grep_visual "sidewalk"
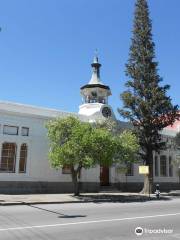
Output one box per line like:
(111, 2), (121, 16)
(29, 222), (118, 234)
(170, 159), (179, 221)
(0, 193), (80, 205)
(0, 191), (176, 206)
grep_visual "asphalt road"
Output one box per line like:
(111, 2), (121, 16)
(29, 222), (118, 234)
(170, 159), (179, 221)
(0, 198), (180, 240)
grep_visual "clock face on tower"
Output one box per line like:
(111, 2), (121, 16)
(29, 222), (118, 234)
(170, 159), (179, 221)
(102, 107), (112, 118)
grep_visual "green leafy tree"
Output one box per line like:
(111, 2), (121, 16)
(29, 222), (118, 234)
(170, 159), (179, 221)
(46, 116), (118, 196)
(115, 130), (140, 163)
(46, 117), (95, 196)
(46, 117), (139, 195)
(93, 120), (139, 165)
(119, 0), (179, 194)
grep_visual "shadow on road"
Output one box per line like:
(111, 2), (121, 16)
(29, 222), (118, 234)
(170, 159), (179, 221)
(58, 215), (86, 218)
(25, 203), (86, 218)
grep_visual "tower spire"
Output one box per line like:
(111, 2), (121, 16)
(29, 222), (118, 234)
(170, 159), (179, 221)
(89, 51), (102, 85)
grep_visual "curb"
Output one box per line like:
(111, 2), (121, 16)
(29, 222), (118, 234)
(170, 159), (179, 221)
(0, 197), (159, 206)
(0, 200), (89, 206)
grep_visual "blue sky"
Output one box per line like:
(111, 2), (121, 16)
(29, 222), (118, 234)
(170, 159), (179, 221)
(0, 0), (180, 119)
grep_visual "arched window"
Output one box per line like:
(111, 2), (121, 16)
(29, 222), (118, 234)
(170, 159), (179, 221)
(19, 144), (27, 173)
(0, 143), (17, 172)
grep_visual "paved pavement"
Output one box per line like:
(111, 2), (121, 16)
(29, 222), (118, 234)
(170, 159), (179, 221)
(0, 191), (179, 205)
(0, 197), (180, 239)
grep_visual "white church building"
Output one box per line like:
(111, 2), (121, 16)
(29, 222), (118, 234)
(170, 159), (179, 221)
(0, 56), (179, 193)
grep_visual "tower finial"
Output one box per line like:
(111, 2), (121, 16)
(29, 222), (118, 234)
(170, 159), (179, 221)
(93, 49), (99, 63)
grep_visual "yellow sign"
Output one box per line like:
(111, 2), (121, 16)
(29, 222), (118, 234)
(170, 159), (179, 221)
(139, 166), (149, 174)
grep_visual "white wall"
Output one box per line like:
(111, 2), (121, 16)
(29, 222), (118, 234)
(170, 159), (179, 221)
(0, 104), (179, 185)
(0, 111), (100, 183)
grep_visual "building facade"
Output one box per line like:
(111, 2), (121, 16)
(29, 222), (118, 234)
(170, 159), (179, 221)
(0, 56), (179, 193)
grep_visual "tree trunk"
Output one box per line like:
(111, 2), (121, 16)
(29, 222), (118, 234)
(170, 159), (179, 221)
(141, 174), (152, 195)
(71, 167), (81, 196)
(73, 177), (80, 196)
(140, 152), (153, 195)
(71, 172), (80, 196)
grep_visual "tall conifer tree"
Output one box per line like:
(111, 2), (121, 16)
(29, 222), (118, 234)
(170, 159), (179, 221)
(119, 0), (179, 193)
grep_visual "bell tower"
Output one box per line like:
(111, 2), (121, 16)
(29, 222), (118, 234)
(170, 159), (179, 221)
(78, 54), (115, 120)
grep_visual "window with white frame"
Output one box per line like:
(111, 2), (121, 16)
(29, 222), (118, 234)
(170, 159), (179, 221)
(3, 125), (19, 135)
(21, 127), (29, 136)
(0, 143), (17, 172)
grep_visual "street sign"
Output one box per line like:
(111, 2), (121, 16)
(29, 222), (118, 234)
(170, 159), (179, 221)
(139, 165), (149, 174)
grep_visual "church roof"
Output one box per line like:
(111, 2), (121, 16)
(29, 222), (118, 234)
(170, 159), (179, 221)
(80, 83), (110, 90)
(80, 55), (110, 91)
(0, 100), (88, 120)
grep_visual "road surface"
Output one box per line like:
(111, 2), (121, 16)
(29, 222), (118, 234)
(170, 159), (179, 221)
(0, 198), (180, 239)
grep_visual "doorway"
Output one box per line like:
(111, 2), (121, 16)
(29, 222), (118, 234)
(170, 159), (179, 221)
(100, 166), (109, 186)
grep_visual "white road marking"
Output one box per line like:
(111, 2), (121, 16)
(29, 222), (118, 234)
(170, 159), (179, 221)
(0, 212), (180, 232)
